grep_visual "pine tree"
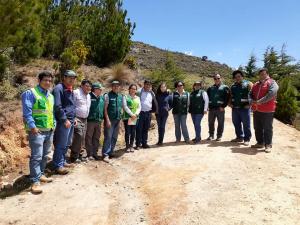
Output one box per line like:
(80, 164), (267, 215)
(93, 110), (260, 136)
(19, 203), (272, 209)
(245, 54), (258, 78)
(263, 46), (280, 78)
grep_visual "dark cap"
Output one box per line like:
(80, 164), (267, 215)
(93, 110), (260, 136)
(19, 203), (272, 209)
(64, 70), (77, 77)
(92, 82), (103, 89)
(144, 79), (152, 84)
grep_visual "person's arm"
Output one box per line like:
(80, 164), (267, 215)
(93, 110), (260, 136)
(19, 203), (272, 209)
(257, 80), (279, 104)
(152, 91), (159, 114)
(122, 95), (134, 116)
(135, 97), (142, 115)
(203, 91), (209, 113)
(21, 90), (36, 130)
(53, 85), (67, 123)
(187, 91), (190, 109)
(167, 93), (174, 110)
(103, 94), (111, 127)
(222, 86), (230, 108)
(228, 86), (233, 107)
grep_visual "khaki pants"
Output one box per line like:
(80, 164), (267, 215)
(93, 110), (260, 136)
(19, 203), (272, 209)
(85, 121), (102, 157)
(70, 117), (87, 161)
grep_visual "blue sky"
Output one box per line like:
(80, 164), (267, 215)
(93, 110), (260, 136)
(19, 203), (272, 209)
(123, 0), (300, 68)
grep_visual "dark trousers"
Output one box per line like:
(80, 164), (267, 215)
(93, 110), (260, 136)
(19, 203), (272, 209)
(70, 117), (87, 161)
(253, 111), (274, 145)
(208, 108), (225, 138)
(156, 113), (168, 144)
(85, 121), (102, 157)
(123, 120), (137, 147)
(136, 111), (151, 147)
(232, 108), (252, 141)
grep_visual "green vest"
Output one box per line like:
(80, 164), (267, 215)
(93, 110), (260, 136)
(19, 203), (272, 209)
(107, 91), (123, 120)
(208, 84), (228, 108)
(87, 93), (105, 122)
(123, 95), (140, 120)
(172, 91), (189, 115)
(189, 89), (205, 114)
(26, 86), (54, 131)
(231, 80), (250, 108)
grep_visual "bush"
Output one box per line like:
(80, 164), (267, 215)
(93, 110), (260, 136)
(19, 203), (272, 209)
(0, 79), (18, 101)
(124, 56), (138, 70)
(0, 54), (10, 81)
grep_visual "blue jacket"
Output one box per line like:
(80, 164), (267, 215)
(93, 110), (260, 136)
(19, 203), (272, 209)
(52, 83), (76, 123)
(156, 92), (170, 116)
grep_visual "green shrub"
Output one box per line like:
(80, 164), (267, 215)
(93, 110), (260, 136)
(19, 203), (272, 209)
(0, 54), (10, 81)
(0, 79), (18, 101)
(124, 56), (138, 70)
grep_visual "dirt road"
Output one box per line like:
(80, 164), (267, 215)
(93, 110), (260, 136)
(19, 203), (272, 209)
(1, 110), (300, 225)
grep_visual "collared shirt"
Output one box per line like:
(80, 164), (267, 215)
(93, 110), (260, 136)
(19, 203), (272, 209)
(202, 91), (209, 112)
(139, 88), (154, 112)
(22, 85), (53, 129)
(73, 88), (91, 119)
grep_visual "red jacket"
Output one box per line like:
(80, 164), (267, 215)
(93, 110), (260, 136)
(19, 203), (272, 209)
(251, 78), (277, 113)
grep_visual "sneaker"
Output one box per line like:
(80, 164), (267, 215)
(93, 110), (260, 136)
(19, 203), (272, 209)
(142, 144), (150, 149)
(206, 136), (213, 141)
(130, 147), (135, 152)
(56, 167), (69, 175)
(88, 156), (94, 161)
(192, 138), (196, 142)
(265, 145), (272, 153)
(251, 143), (264, 149)
(31, 183), (43, 194)
(40, 175), (53, 183)
(244, 141), (250, 146)
(135, 146), (140, 150)
(185, 140), (192, 144)
(80, 157), (88, 162)
(193, 140), (201, 144)
(93, 155), (101, 161)
(73, 159), (81, 164)
(103, 156), (110, 163)
(230, 138), (244, 143)
(216, 137), (222, 142)
(125, 148), (131, 153)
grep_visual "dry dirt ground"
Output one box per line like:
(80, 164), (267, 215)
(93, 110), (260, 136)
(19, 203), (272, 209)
(0, 109), (300, 225)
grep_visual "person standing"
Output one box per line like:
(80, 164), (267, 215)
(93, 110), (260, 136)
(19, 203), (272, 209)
(230, 70), (253, 146)
(70, 79), (92, 163)
(52, 70), (77, 175)
(189, 81), (209, 144)
(250, 68), (279, 153)
(85, 82), (105, 160)
(169, 81), (190, 143)
(22, 71), (55, 194)
(135, 80), (158, 149)
(102, 81), (123, 163)
(155, 82), (170, 146)
(122, 84), (141, 152)
(206, 74), (230, 141)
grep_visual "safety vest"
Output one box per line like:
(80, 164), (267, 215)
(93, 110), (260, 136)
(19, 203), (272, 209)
(208, 84), (228, 109)
(123, 95), (140, 120)
(172, 91), (189, 115)
(231, 80), (250, 108)
(87, 93), (105, 122)
(251, 78), (276, 112)
(189, 89), (205, 114)
(25, 86), (54, 131)
(106, 91), (123, 120)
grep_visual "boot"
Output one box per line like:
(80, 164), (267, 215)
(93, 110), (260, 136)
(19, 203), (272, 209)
(31, 183), (43, 194)
(56, 167), (69, 175)
(40, 175), (53, 183)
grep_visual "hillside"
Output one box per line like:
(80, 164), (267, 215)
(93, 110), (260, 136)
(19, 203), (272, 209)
(129, 41), (233, 77)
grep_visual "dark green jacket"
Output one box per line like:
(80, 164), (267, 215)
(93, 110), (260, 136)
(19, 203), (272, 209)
(207, 84), (229, 109)
(189, 89), (205, 114)
(231, 80), (251, 108)
(106, 91), (123, 120)
(87, 92), (104, 122)
(172, 91), (189, 115)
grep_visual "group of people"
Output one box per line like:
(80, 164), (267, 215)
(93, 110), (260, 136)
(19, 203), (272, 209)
(22, 68), (278, 194)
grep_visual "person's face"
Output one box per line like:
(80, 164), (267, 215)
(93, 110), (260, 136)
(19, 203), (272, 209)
(214, 75), (221, 85)
(160, 84), (167, 92)
(39, 76), (53, 90)
(82, 82), (92, 94)
(259, 71), (268, 80)
(112, 84), (120, 93)
(144, 83), (151, 91)
(194, 83), (201, 90)
(177, 82), (184, 91)
(93, 88), (102, 97)
(129, 85), (137, 95)
(234, 73), (243, 83)
(64, 76), (76, 86)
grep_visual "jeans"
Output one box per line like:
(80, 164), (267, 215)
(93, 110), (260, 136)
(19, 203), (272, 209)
(232, 108), (252, 141)
(173, 114), (189, 142)
(253, 111), (274, 145)
(53, 122), (74, 169)
(102, 119), (120, 156)
(123, 120), (137, 147)
(136, 111), (151, 146)
(156, 113), (169, 144)
(191, 114), (204, 142)
(28, 131), (53, 183)
(70, 118), (87, 161)
(85, 121), (102, 157)
(208, 108), (225, 138)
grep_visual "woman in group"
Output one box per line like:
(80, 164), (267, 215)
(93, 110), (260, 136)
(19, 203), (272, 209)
(169, 81), (190, 143)
(122, 84), (141, 152)
(155, 82), (170, 146)
(189, 81), (209, 144)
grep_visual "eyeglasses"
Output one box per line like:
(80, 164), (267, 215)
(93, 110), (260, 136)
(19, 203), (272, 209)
(214, 78), (221, 80)
(177, 84), (183, 87)
(130, 88), (137, 90)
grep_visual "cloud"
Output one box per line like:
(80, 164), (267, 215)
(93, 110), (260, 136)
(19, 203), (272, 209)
(184, 51), (193, 56)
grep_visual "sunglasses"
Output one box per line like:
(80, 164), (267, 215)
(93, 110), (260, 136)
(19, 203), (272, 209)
(214, 78), (221, 80)
(177, 84), (183, 87)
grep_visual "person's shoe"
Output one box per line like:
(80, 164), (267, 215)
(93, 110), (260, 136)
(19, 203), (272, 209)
(73, 159), (81, 164)
(185, 140), (192, 144)
(40, 175), (53, 183)
(244, 141), (250, 146)
(206, 136), (213, 141)
(251, 143), (264, 149)
(142, 144), (150, 149)
(56, 167), (69, 175)
(31, 183), (43, 194)
(134, 146), (140, 150)
(64, 162), (75, 168)
(130, 147), (135, 152)
(175, 140), (181, 143)
(230, 138), (244, 143)
(93, 155), (101, 161)
(192, 138), (196, 142)
(125, 147), (131, 153)
(193, 140), (201, 144)
(265, 145), (272, 153)
(103, 156), (110, 163)
(80, 157), (88, 162)
(216, 137), (222, 142)
(88, 156), (94, 161)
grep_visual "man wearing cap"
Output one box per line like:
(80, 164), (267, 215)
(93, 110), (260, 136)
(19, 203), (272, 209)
(22, 71), (55, 194)
(136, 80), (158, 149)
(250, 68), (279, 153)
(206, 74), (230, 141)
(52, 70), (77, 174)
(70, 79), (92, 163)
(102, 80), (123, 163)
(85, 82), (105, 160)
(229, 70), (253, 146)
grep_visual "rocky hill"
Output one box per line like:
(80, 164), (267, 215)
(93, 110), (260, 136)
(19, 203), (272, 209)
(128, 41), (233, 77)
